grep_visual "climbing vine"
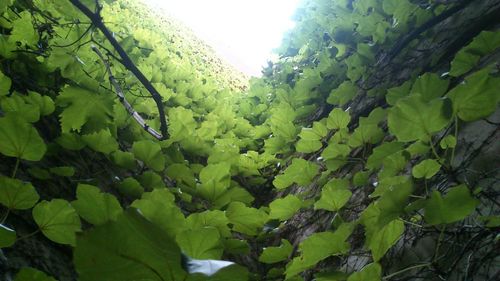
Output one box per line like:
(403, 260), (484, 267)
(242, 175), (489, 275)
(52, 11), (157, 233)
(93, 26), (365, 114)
(0, 0), (499, 281)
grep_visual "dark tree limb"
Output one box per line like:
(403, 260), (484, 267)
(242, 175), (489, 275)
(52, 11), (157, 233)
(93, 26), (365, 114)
(69, 0), (169, 140)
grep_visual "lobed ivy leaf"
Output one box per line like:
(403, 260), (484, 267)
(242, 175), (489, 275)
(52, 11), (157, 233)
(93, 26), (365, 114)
(447, 68), (500, 121)
(82, 129), (119, 155)
(176, 227), (223, 260)
(14, 267), (57, 281)
(366, 142), (405, 170)
(0, 176), (39, 210)
(0, 116), (46, 161)
(226, 202), (268, 236)
(412, 159), (441, 179)
(198, 162), (232, 201)
(411, 73), (449, 101)
(72, 184), (122, 225)
(285, 223), (354, 278)
(259, 239), (293, 264)
(186, 210), (231, 238)
(273, 159), (319, 190)
(424, 185), (479, 225)
(440, 135), (457, 149)
(347, 263), (381, 281)
(315, 179), (352, 212)
(0, 224), (16, 248)
(368, 219), (404, 261)
(269, 195), (302, 221)
(131, 189), (186, 237)
(132, 140), (165, 171)
(0, 70), (12, 96)
(74, 209), (186, 281)
(388, 94), (451, 142)
(33, 199), (81, 246)
(56, 86), (114, 133)
(326, 108), (351, 130)
(327, 81), (357, 106)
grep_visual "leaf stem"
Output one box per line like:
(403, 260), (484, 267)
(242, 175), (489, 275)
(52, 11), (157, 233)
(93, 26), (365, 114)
(1, 209), (10, 224)
(16, 229), (41, 242)
(433, 225), (446, 262)
(382, 263), (431, 280)
(12, 158), (20, 178)
(451, 115), (458, 167)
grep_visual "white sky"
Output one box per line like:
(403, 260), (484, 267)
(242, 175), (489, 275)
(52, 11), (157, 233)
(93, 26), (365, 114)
(142, 0), (301, 77)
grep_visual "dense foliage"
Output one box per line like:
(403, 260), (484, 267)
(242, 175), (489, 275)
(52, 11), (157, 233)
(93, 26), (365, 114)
(0, 0), (499, 280)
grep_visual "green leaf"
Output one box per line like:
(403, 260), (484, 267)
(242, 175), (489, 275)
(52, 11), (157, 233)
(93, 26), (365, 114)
(176, 227), (223, 259)
(347, 263), (381, 281)
(33, 199), (81, 246)
(14, 268), (57, 281)
(1, 93), (40, 122)
(0, 176), (39, 210)
(25, 92), (55, 116)
(55, 133), (86, 150)
(72, 184), (122, 225)
(118, 177), (144, 199)
(424, 185), (479, 225)
(56, 86), (113, 133)
(386, 80), (411, 106)
(411, 73), (449, 101)
(49, 166), (75, 177)
(131, 189), (186, 237)
(137, 171), (165, 190)
(0, 224), (16, 248)
(449, 51), (479, 77)
(269, 195), (302, 221)
(315, 179), (352, 211)
(447, 68), (500, 121)
(132, 140), (165, 171)
(366, 142), (405, 170)
(412, 159), (441, 179)
(0, 116), (46, 161)
(327, 108), (351, 130)
(82, 129), (119, 155)
(0, 70), (12, 96)
(273, 159), (319, 190)
(348, 124), (384, 148)
(198, 162), (232, 201)
(321, 143), (351, 160)
(111, 150), (136, 170)
(9, 11), (37, 46)
(286, 223), (354, 278)
(368, 219), (404, 261)
(327, 81), (357, 106)
(440, 135), (457, 149)
(74, 209), (186, 281)
(296, 128), (323, 153)
(259, 239), (293, 264)
(186, 210), (231, 237)
(226, 202), (268, 236)
(388, 95), (451, 142)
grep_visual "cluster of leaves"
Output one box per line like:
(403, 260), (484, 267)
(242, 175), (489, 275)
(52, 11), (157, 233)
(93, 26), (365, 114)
(0, 0), (499, 281)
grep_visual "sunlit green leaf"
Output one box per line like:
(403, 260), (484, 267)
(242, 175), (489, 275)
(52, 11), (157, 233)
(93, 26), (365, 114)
(412, 159), (441, 179)
(226, 202), (268, 236)
(269, 195), (302, 221)
(132, 140), (165, 171)
(0, 176), (39, 210)
(14, 267), (57, 281)
(0, 116), (46, 161)
(424, 185), (479, 225)
(259, 239), (293, 264)
(273, 159), (319, 190)
(176, 227), (223, 259)
(368, 219), (404, 261)
(327, 108), (351, 130)
(82, 129), (119, 155)
(347, 263), (381, 281)
(315, 179), (352, 211)
(33, 199), (81, 246)
(72, 184), (122, 225)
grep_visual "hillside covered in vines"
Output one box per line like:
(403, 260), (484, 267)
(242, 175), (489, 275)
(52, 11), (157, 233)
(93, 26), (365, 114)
(0, 0), (499, 281)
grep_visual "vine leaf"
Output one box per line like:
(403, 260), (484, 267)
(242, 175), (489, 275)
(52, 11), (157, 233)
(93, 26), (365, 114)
(326, 108), (351, 130)
(440, 135), (457, 149)
(424, 185), (479, 225)
(33, 199), (81, 246)
(198, 163), (232, 202)
(0, 224), (16, 248)
(176, 227), (223, 260)
(447, 68), (500, 121)
(1, 93), (40, 122)
(347, 262), (381, 281)
(285, 223), (354, 279)
(56, 86), (113, 133)
(388, 94), (451, 142)
(72, 184), (122, 226)
(0, 71), (11, 96)
(269, 195), (302, 221)
(132, 140), (165, 172)
(74, 209), (186, 281)
(0, 116), (46, 161)
(259, 239), (293, 264)
(273, 159), (319, 190)
(368, 219), (404, 261)
(315, 179), (352, 211)
(14, 267), (57, 281)
(226, 202), (268, 236)
(0, 176), (39, 210)
(131, 189), (186, 238)
(410, 73), (449, 101)
(412, 159), (441, 179)
(327, 81), (357, 106)
(82, 129), (119, 155)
